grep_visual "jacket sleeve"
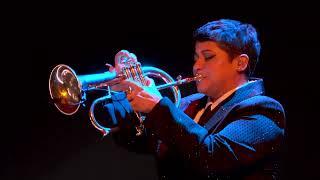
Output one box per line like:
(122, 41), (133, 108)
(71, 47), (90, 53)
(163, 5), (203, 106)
(100, 92), (154, 154)
(144, 97), (285, 175)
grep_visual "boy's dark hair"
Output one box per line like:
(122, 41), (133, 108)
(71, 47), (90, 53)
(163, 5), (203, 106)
(193, 19), (261, 76)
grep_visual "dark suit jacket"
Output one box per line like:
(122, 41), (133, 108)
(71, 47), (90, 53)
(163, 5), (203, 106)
(105, 78), (286, 179)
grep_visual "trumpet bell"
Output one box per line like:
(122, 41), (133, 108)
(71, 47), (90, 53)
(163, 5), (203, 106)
(49, 64), (82, 115)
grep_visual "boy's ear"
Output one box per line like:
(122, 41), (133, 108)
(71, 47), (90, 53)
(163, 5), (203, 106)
(235, 54), (249, 72)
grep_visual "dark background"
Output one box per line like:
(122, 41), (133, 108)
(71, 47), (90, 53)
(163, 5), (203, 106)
(4, 13), (319, 179)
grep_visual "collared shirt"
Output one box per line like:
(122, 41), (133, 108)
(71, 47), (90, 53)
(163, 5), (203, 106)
(194, 80), (255, 123)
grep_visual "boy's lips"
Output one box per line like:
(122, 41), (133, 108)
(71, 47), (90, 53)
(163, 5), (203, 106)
(195, 75), (207, 85)
(195, 74), (206, 82)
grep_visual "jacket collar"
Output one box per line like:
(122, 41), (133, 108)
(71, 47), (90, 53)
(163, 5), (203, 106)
(195, 77), (265, 110)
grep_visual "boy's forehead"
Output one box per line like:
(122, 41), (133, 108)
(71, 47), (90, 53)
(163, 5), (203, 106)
(195, 41), (221, 51)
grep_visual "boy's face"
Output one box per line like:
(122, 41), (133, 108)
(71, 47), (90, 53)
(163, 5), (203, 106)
(193, 41), (239, 98)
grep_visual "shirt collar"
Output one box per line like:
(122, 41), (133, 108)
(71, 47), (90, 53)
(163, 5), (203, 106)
(206, 80), (255, 111)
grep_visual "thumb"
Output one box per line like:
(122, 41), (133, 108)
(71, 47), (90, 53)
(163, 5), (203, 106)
(144, 76), (156, 87)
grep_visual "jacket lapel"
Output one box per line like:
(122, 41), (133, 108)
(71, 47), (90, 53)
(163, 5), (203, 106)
(181, 93), (207, 119)
(204, 78), (265, 132)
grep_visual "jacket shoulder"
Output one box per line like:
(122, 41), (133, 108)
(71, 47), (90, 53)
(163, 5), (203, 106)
(238, 95), (285, 112)
(233, 95), (286, 128)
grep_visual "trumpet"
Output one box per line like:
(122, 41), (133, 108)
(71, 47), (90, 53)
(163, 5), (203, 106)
(49, 55), (201, 136)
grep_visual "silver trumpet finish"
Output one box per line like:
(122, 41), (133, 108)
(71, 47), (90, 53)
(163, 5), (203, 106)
(49, 60), (200, 136)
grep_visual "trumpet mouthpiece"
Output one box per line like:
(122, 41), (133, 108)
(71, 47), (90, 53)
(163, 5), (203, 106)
(194, 74), (203, 81)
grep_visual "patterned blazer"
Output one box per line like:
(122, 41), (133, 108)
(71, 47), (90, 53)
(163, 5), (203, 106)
(104, 78), (286, 179)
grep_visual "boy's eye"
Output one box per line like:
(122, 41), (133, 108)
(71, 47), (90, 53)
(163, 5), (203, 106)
(204, 54), (215, 61)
